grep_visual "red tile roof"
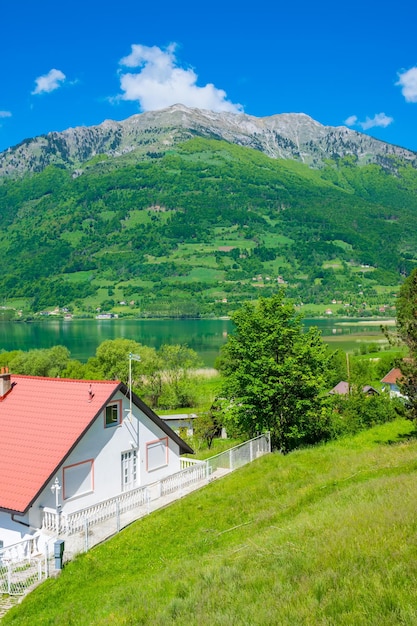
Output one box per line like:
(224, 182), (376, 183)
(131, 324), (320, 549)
(0, 375), (120, 514)
(380, 368), (403, 384)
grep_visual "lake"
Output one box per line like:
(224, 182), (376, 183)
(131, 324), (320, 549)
(0, 317), (392, 367)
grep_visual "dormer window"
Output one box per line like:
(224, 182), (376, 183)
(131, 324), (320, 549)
(105, 401), (121, 427)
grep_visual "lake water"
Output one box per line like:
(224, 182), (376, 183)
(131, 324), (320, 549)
(0, 317), (391, 367)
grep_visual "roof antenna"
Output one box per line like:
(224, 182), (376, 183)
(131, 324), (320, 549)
(127, 352), (141, 422)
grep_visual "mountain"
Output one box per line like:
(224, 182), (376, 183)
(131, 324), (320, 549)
(0, 106), (417, 319)
(1, 104), (416, 178)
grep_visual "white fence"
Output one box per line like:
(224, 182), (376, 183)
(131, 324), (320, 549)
(1, 434), (270, 600)
(161, 458), (209, 496)
(63, 483), (151, 535)
(206, 433), (271, 474)
(0, 537), (55, 597)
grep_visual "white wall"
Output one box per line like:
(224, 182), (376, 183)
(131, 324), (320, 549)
(30, 391), (182, 518)
(0, 512), (31, 548)
(137, 409), (181, 484)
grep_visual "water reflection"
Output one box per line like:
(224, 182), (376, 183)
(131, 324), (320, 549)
(0, 317), (391, 366)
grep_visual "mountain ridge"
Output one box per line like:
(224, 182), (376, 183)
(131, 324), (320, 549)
(1, 104), (416, 178)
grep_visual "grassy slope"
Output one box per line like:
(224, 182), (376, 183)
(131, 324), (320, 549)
(4, 418), (417, 626)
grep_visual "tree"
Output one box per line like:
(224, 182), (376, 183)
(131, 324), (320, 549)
(397, 268), (417, 353)
(89, 338), (161, 384)
(194, 409), (221, 450)
(396, 268), (417, 419)
(10, 345), (71, 377)
(157, 344), (202, 408)
(327, 348), (348, 388)
(219, 292), (334, 451)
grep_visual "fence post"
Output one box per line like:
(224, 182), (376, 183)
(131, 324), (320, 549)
(7, 561), (11, 594)
(45, 542), (49, 579)
(146, 488), (151, 514)
(84, 517), (89, 552)
(116, 501), (120, 533)
(229, 448), (234, 471)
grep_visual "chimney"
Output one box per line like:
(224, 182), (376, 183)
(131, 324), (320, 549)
(0, 367), (12, 399)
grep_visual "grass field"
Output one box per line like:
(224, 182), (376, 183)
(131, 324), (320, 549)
(3, 418), (417, 625)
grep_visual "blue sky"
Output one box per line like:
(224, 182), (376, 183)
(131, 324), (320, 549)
(1, 0), (417, 153)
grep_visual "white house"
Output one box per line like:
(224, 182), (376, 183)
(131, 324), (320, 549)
(0, 371), (193, 549)
(380, 367), (405, 398)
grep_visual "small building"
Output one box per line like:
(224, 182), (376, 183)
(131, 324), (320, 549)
(160, 413), (198, 437)
(380, 368), (404, 398)
(95, 313), (119, 319)
(0, 371), (193, 549)
(329, 381), (350, 395)
(361, 385), (380, 396)
(329, 381), (379, 396)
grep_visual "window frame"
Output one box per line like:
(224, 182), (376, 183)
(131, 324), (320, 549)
(104, 399), (122, 428)
(146, 437), (169, 472)
(63, 459), (94, 501)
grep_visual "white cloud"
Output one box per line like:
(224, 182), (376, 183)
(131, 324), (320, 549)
(344, 112), (393, 130)
(360, 113), (393, 130)
(118, 43), (243, 114)
(396, 67), (417, 103)
(0, 110), (12, 118)
(32, 69), (66, 95)
(344, 115), (358, 126)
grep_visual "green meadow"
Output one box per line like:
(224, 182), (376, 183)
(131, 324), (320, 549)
(4, 418), (417, 625)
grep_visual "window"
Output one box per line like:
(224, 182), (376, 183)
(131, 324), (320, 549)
(105, 401), (121, 427)
(146, 437), (168, 472)
(63, 460), (93, 500)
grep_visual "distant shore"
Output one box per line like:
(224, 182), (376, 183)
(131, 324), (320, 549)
(335, 319), (395, 326)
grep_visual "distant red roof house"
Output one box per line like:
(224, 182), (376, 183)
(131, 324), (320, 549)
(380, 368), (403, 385)
(0, 372), (192, 548)
(380, 367), (405, 398)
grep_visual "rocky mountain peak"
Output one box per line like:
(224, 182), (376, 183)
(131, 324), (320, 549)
(0, 105), (416, 178)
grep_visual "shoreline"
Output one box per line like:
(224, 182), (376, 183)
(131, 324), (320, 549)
(335, 319), (395, 326)
(2, 315), (397, 324)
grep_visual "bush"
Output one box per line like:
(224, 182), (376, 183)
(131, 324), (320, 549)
(328, 391), (405, 437)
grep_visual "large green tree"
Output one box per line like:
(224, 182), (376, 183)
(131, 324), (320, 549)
(219, 292), (333, 451)
(396, 267), (417, 419)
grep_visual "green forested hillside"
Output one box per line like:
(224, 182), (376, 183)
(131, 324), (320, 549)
(1, 138), (416, 317)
